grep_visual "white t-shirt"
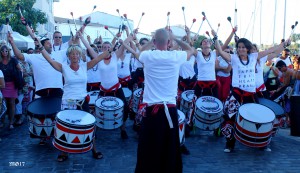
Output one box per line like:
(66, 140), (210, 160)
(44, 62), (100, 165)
(0, 70), (3, 78)
(52, 42), (69, 52)
(23, 50), (67, 91)
(255, 55), (268, 90)
(86, 56), (101, 83)
(274, 57), (293, 69)
(140, 50), (187, 104)
(216, 56), (231, 77)
(196, 51), (217, 81)
(231, 53), (258, 92)
(99, 53), (119, 89)
(132, 49), (143, 72)
(62, 62), (87, 100)
(179, 55), (195, 79)
(117, 53), (131, 78)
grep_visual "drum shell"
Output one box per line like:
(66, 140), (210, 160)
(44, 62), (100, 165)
(178, 110), (185, 146)
(27, 97), (61, 138)
(234, 103), (275, 148)
(95, 96), (124, 130)
(53, 110), (95, 153)
(193, 96), (223, 131)
(179, 90), (194, 118)
(133, 89), (143, 113)
(87, 90), (100, 114)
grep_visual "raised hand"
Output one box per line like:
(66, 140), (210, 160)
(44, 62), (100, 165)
(20, 17), (27, 26)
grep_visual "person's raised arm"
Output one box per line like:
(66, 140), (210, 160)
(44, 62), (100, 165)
(123, 35), (140, 60)
(115, 39), (125, 59)
(36, 39), (62, 72)
(169, 31), (193, 61)
(78, 31), (98, 59)
(21, 17), (36, 39)
(7, 32), (25, 61)
(258, 39), (291, 59)
(87, 44), (115, 70)
(211, 30), (231, 62)
(221, 26), (237, 50)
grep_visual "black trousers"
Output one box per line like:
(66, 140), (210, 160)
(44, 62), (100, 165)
(135, 106), (182, 173)
(35, 88), (63, 98)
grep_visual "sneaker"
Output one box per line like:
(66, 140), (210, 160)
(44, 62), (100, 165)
(121, 130), (128, 139)
(224, 148), (231, 153)
(180, 145), (190, 155)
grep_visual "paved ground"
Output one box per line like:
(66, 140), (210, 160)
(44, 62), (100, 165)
(1, 115), (300, 173)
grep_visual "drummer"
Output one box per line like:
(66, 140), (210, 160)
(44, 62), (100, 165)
(86, 44), (101, 92)
(37, 31), (111, 162)
(213, 30), (291, 153)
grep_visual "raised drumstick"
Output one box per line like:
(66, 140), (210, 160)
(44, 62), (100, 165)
(67, 20), (74, 37)
(216, 23), (220, 34)
(227, 16), (237, 36)
(16, 4), (23, 17)
(167, 12), (170, 29)
(190, 18), (196, 30)
(123, 13), (133, 33)
(196, 17), (206, 36)
(202, 12), (214, 31)
(182, 7), (187, 27)
(70, 12), (78, 31)
(136, 12), (145, 29)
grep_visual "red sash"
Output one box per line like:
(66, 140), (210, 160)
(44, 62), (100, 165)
(119, 75), (131, 86)
(99, 83), (121, 96)
(196, 81), (217, 89)
(233, 88), (255, 103)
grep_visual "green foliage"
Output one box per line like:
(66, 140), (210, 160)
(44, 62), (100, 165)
(0, 0), (47, 36)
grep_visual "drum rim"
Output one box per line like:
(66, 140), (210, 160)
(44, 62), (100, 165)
(95, 96), (124, 110)
(27, 97), (62, 115)
(196, 96), (223, 113)
(56, 110), (96, 127)
(181, 90), (194, 101)
(238, 103), (275, 123)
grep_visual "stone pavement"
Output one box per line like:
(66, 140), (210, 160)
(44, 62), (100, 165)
(0, 117), (300, 173)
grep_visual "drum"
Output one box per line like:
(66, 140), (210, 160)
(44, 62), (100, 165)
(178, 110), (185, 146)
(122, 87), (132, 104)
(193, 96), (223, 130)
(27, 97), (61, 138)
(235, 103), (275, 148)
(95, 96), (124, 129)
(53, 110), (96, 153)
(258, 98), (285, 136)
(87, 90), (100, 114)
(133, 88), (143, 113)
(180, 90), (195, 117)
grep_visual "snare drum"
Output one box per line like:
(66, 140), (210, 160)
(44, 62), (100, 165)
(180, 90), (195, 117)
(193, 96), (223, 130)
(53, 110), (96, 153)
(95, 96), (124, 129)
(258, 98), (285, 136)
(27, 97), (61, 138)
(133, 88), (143, 113)
(178, 110), (185, 146)
(87, 90), (100, 113)
(235, 103), (275, 148)
(122, 87), (132, 104)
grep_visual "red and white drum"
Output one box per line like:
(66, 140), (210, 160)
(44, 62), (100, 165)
(132, 88), (143, 113)
(87, 90), (100, 114)
(95, 96), (124, 129)
(180, 90), (195, 117)
(122, 87), (132, 104)
(178, 110), (185, 146)
(53, 110), (96, 153)
(193, 96), (223, 130)
(235, 103), (275, 148)
(27, 97), (61, 138)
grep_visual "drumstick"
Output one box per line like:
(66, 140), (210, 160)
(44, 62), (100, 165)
(167, 12), (170, 29)
(190, 18), (196, 30)
(216, 23), (220, 34)
(16, 4), (23, 18)
(123, 13), (133, 34)
(202, 12), (214, 31)
(70, 12), (78, 31)
(182, 6), (187, 27)
(67, 20), (74, 37)
(227, 16), (237, 36)
(234, 8), (237, 27)
(196, 17), (206, 36)
(91, 5), (97, 14)
(136, 12), (145, 29)
(290, 21), (298, 38)
(104, 26), (117, 38)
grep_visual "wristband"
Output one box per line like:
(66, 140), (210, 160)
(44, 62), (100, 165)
(39, 46), (44, 51)
(213, 36), (218, 41)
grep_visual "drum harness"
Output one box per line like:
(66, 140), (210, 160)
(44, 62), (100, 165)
(118, 75), (131, 86)
(147, 101), (176, 129)
(99, 83), (121, 96)
(196, 81), (217, 96)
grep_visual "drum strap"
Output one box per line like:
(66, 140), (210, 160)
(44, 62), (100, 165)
(233, 88), (255, 103)
(119, 76), (131, 86)
(196, 81), (217, 89)
(256, 83), (266, 93)
(87, 82), (100, 87)
(100, 83), (121, 96)
(147, 102), (176, 129)
(138, 77), (144, 85)
(179, 81), (196, 91)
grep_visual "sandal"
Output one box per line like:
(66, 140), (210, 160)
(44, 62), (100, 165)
(92, 151), (103, 159)
(57, 155), (68, 162)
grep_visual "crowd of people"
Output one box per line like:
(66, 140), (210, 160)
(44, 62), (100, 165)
(0, 14), (300, 173)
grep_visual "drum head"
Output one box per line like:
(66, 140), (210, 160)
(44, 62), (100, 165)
(56, 110), (95, 125)
(134, 88), (142, 97)
(177, 110), (185, 123)
(122, 87), (132, 96)
(95, 96), (124, 110)
(258, 98), (284, 116)
(27, 97), (62, 115)
(181, 90), (194, 102)
(238, 103), (275, 123)
(196, 96), (223, 113)
(88, 91), (100, 105)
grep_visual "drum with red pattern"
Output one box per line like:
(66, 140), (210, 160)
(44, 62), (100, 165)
(53, 110), (96, 153)
(178, 110), (185, 146)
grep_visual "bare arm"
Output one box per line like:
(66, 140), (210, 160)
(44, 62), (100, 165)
(211, 30), (231, 62)
(123, 36), (140, 60)
(258, 39), (290, 59)
(78, 31), (98, 59)
(87, 50), (111, 70)
(221, 26), (237, 50)
(7, 32), (25, 61)
(0, 77), (5, 89)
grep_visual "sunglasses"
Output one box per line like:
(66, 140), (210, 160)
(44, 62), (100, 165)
(54, 36), (62, 39)
(1, 50), (8, 53)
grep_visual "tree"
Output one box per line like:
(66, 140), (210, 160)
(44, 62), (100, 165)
(0, 0), (47, 36)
